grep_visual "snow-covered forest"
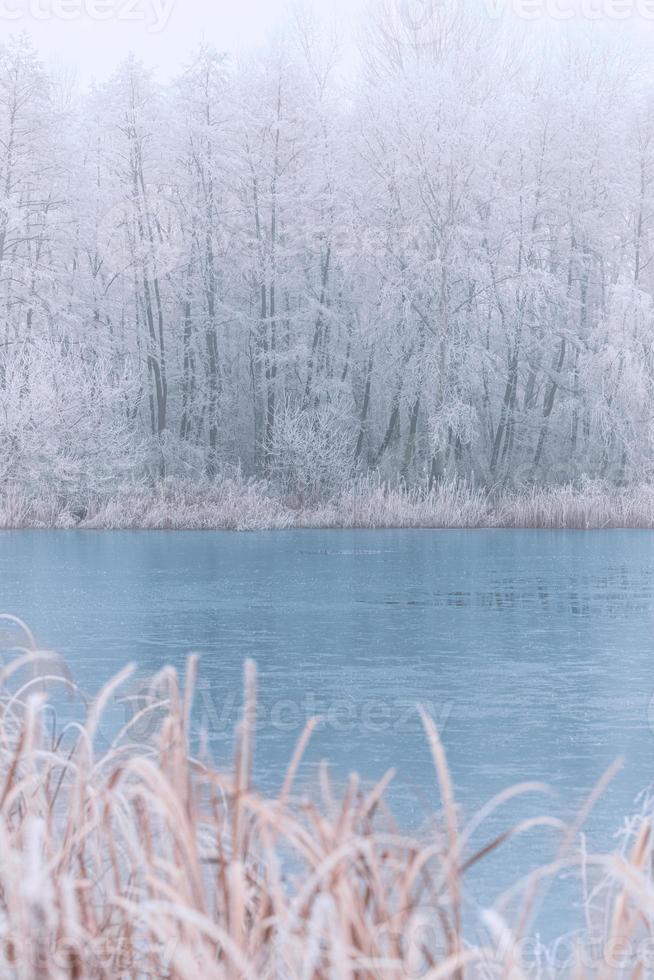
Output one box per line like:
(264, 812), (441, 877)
(2, 8), (654, 509)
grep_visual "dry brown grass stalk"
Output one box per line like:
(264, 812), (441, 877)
(0, 617), (651, 977)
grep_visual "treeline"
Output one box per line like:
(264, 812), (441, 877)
(1, 8), (654, 502)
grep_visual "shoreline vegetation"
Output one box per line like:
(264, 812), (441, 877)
(2, 477), (654, 531)
(0, 616), (651, 978)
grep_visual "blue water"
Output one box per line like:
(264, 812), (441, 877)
(1, 528), (653, 938)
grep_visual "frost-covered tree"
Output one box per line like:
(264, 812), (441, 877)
(2, 10), (654, 503)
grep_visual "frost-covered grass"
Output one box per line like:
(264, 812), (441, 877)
(0, 478), (295, 531)
(2, 476), (654, 529)
(0, 615), (651, 978)
(494, 483), (654, 529)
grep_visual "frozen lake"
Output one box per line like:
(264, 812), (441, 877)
(1, 528), (653, 935)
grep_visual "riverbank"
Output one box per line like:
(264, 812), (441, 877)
(2, 477), (654, 530)
(0, 619), (650, 978)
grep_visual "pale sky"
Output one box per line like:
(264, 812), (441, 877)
(0, 0), (653, 83)
(0, 0), (366, 81)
